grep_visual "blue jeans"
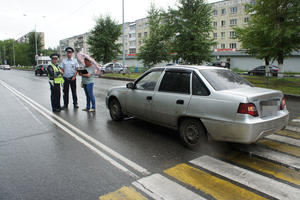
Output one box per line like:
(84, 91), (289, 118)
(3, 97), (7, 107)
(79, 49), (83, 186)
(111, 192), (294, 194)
(83, 83), (95, 109)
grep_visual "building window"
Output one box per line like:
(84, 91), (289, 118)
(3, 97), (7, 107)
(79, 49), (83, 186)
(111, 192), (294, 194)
(213, 10), (218, 16)
(213, 45), (217, 49)
(129, 41), (136, 46)
(213, 33), (218, 38)
(144, 32), (148, 37)
(230, 43), (236, 48)
(138, 33), (142, 38)
(221, 20), (226, 26)
(230, 7), (237, 14)
(230, 31), (236, 38)
(213, 21), (218, 27)
(138, 41), (142, 45)
(221, 44), (226, 49)
(244, 17), (249, 23)
(129, 48), (136, 54)
(221, 8), (226, 15)
(230, 19), (237, 26)
(221, 32), (225, 38)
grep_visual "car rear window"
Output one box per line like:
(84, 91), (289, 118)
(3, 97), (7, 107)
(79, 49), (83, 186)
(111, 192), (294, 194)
(199, 69), (253, 91)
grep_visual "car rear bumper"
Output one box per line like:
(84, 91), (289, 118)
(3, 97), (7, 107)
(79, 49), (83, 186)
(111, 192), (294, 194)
(203, 111), (289, 143)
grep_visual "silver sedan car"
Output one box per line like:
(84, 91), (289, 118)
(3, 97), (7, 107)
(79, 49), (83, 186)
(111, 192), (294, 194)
(106, 65), (289, 148)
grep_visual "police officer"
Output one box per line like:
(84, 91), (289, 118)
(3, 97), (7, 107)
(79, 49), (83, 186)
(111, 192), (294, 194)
(61, 47), (79, 109)
(48, 53), (64, 112)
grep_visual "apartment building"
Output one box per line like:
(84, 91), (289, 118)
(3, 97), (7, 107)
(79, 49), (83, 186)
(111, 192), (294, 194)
(211, 0), (255, 51)
(59, 32), (90, 57)
(116, 18), (149, 56)
(17, 32), (45, 50)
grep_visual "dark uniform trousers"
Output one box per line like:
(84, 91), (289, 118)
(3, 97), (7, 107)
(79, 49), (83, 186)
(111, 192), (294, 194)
(50, 83), (61, 111)
(63, 77), (78, 106)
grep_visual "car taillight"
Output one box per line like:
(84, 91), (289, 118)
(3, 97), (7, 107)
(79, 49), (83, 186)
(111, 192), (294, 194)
(237, 103), (258, 117)
(41, 67), (43, 70)
(280, 97), (286, 110)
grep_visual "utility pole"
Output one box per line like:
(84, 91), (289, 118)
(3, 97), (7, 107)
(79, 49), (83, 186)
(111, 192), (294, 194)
(35, 24), (38, 65)
(122, 0), (125, 69)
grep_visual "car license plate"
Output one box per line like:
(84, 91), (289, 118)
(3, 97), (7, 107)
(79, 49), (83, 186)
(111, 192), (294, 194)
(262, 105), (278, 117)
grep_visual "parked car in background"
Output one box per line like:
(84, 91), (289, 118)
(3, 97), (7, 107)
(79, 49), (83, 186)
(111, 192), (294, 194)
(248, 65), (279, 76)
(101, 62), (125, 74)
(35, 64), (48, 76)
(106, 65), (288, 149)
(1, 65), (11, 70)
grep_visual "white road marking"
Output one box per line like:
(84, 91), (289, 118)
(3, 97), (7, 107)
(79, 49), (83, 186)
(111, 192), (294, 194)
(286, 125), (300, 133)
(0, 80), (149, 177)
(132, 174), (207, 200)
(191, 156), (300, 200)
(237, 145), (300, 170)
(266, 134), (300, 147)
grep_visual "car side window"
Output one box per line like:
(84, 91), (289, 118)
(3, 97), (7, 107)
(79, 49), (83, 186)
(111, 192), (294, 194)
(192, 73), (210, 96)
(135, 71), (163, 91)
(114, 64), (120, 68)
(159, 71), (190, 94)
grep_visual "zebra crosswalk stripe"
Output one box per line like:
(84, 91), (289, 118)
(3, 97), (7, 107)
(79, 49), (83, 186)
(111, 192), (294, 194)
(238, 145), (300, 170)
(132, 173), (207, 200)
(265, 134), (300, 147)
(190, 156), (300, 200)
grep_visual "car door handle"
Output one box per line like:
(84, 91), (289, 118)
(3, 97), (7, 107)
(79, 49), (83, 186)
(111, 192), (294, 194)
(176, 100), (184, 105)
(146, 96), (152, 100)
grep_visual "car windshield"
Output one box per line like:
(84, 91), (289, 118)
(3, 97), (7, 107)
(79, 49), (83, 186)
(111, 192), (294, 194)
(200, 69), (253, 91)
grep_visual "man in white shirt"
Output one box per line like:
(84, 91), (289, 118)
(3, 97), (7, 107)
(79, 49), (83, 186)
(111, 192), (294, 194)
(60, 47), (79, 109)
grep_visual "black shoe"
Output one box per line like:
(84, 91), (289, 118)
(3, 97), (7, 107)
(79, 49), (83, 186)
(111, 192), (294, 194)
(53, 109), (61, 112)
(61, 105), (68, 110)
(74, 104), (79, 109)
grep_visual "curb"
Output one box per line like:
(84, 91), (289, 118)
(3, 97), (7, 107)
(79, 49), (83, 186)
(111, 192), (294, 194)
(99, 76), (135, 82)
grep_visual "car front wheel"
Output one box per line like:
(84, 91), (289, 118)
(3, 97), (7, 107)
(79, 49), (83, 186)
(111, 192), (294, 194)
(179, 118), (206, 149)
(109, 98), (124, 121)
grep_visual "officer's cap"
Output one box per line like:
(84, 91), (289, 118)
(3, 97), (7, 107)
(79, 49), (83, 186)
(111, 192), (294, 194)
(65, 47), (74, 52)
(50, 53), (60, 59)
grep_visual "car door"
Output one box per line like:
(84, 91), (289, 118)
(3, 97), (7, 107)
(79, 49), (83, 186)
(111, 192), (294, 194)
(151, 69), (192, 127)
(126, 69), (164, 120)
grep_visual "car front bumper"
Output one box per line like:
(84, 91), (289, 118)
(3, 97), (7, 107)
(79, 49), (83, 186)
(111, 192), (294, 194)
(202, 111), (289, 144)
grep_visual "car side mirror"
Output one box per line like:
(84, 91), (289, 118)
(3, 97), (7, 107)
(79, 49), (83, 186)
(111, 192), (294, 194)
(126, 82), (135, 89)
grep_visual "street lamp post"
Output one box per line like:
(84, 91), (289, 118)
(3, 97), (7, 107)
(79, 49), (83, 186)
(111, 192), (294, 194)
(35, 24), (38, 65)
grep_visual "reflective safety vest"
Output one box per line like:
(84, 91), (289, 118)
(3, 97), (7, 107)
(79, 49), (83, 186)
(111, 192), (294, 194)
(49, 63), (64, 84)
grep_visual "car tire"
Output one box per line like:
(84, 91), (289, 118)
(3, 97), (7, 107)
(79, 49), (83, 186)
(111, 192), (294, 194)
(109, 98), (124, 121)
(179, 118), (206, 149)
(35, 71), (37, 76)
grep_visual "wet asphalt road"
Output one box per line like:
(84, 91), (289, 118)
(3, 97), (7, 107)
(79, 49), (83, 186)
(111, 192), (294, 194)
(0, 70), (299, 200)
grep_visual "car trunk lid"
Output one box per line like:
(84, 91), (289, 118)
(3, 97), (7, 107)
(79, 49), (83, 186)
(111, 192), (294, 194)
(222, 87), (283, 117)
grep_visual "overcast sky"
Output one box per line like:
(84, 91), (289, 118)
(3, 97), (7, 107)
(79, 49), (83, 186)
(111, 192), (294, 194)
(0, 0), (220, 48)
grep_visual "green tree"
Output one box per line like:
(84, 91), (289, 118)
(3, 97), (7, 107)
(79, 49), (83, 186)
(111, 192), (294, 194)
(138, 5), (172, 67)
(88, 15), (121, 64)
(28, 32), (43, 65)
(41, 47), (58, 57)
(166, 0), (215, 64)
(238, 0), (300, 78)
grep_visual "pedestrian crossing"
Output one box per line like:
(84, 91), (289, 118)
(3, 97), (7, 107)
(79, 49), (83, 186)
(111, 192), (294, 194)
(98, 129), (300, 200)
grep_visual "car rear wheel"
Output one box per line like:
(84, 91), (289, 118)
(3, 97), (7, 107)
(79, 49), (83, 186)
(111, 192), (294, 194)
(109, 98), (124, 121)
(35, 71), (37, 76)
(179, 118), (206, 149)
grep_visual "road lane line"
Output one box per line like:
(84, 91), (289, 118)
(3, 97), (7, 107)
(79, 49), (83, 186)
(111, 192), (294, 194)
(0, 80), (150, 176)
(132, 174), (207, 200)
(99, 186), (147, 200)
(265, 134), (300, 147)
(258, 139), (300, 157)
(0, 80), (140, 178)
(190, 156), (300, 200)
(221, 153), (300, 187)
(164, 163), (266, 200)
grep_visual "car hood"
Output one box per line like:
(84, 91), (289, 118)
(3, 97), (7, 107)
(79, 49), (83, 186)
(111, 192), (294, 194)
(220, 87), (283, 101)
